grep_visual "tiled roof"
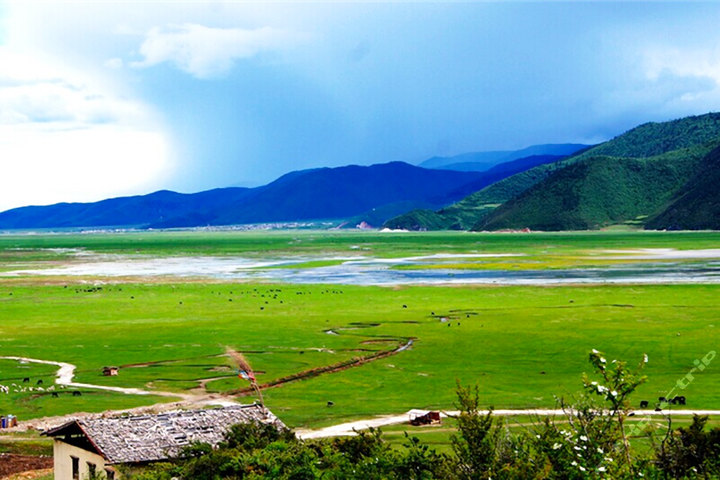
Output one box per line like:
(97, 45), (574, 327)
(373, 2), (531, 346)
(44, 404), (285, 464)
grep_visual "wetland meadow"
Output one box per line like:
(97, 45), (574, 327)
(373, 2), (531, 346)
(0, 230), (718, 431)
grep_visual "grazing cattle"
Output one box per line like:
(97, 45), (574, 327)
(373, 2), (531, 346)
(402, 305), (407, 308)
(22, 377), (29, 383)
(669, 397), (678, 405)
(51, 392), (59, 398)
(675, 396), (687, 405)
(73, 391), (82, 396)
(327, 401), (334, 407)
(658, 396), (667, 403)
(640, 400), (649, 408)
(36, 379), (43, 385)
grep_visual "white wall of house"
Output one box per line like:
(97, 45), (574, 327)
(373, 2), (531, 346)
(53, 440), (117, 480)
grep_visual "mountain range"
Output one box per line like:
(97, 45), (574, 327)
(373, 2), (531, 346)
(387, 113), (720, 231)
(2, 113), (719, 231)
(0, 159), (541, 230)
(418, 143), (588, 171)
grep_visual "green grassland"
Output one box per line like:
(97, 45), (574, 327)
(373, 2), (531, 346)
(0, 229), (719, 259)
(0, 230), (718, 430)
(1, 281), (718, 428)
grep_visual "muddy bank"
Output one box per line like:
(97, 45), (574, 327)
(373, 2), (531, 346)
(0, 454), (52, 479)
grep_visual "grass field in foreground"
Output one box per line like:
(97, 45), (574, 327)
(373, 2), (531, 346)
(0, 280), (718, 428)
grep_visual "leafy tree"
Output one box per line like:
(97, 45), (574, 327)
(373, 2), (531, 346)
(449, 382), (498, 479)
(655, 415), (720, 477)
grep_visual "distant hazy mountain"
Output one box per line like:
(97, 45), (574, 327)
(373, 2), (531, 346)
(0, 188), (252, 230)
(0, 162), (489, 230)
(419, 144), (589, 171)
(387, 113), (720, 231)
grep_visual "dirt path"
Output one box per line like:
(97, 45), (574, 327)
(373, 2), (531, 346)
(7, 350), (720, 441)
(231, 338), (414, 396)
(0, 355), (245, 432)
(296, 408), (720, 439)
(0, 356), (185, 398)
(4, 468), (53, 480)
(2, 337), (414, 432)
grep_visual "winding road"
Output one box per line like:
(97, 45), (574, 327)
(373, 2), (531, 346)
(4, 355), (720, 438)
(0, 356), (182, 397)
(296, 408), (720, 439)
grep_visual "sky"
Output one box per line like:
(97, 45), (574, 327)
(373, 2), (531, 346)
(2, 1), (720, 211)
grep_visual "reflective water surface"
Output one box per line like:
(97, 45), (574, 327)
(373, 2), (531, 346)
(6, 251), (720, 286)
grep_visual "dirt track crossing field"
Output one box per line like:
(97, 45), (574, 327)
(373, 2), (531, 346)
(296, 408), (720, 439)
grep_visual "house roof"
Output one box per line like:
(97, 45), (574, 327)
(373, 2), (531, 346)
(43, 404), (285, 464)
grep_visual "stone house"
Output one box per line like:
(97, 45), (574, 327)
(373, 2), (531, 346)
(42, 404), (284, 479)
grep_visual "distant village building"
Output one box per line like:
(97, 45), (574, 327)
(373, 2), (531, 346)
(408, 409), (442, 426)
(43, 404), (284, 480)
(102, 366), (119, 376)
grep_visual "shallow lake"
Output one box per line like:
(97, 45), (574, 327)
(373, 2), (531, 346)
(5, 251), (720, 286)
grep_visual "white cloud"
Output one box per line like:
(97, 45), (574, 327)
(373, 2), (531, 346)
(104, 57), (124, 69)
(0, 49), (150, 125)
(633, 45), (720, 110)
(0, 47), (171, 211)
(0, 124), (169, 211)
(643, 46), (720, 84)
(132, 24), (305, 78)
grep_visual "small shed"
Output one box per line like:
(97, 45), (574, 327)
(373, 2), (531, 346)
(43, 403), (285, 479)
(102, 366), (119, 376)
(409, 409), (442, 426)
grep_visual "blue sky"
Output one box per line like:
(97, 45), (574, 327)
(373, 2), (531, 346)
(2, 1), (720, 211)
